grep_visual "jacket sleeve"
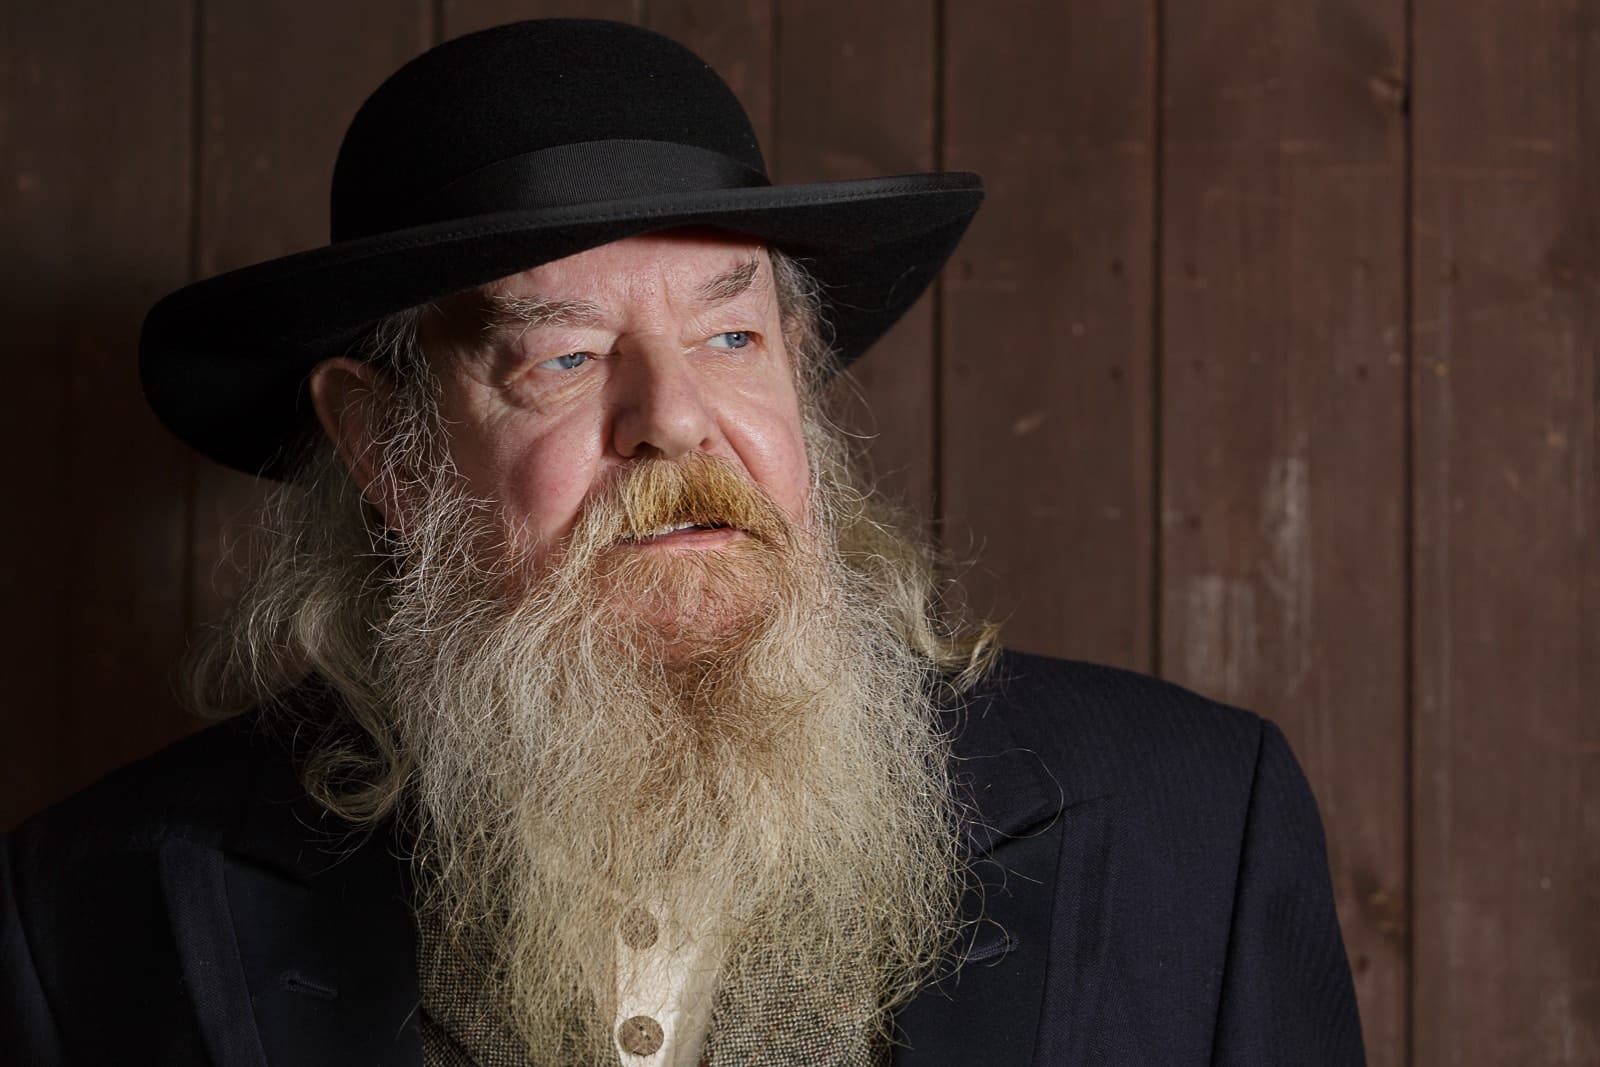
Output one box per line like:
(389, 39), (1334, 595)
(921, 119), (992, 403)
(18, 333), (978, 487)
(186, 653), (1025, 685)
(2, 831), (67, 1064)
(1209, 720), (1367, 1065)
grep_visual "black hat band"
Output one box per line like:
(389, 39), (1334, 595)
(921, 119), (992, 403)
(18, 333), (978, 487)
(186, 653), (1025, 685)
(371, 139), (772, 238)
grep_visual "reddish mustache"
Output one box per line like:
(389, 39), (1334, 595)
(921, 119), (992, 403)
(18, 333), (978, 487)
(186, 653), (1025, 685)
(578, 454), (790, 547)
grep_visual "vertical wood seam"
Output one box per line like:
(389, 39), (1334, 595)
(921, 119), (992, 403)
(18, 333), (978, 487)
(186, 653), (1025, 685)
(1402, 0), (1417, 1062)
(768, 0), (780, 168)
(181, 0), (206, 645)
(769, 0), (782, 178)
(1149, 0), (1166, 679)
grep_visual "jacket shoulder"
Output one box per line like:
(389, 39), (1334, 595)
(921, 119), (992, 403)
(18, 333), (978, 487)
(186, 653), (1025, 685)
(967, 650), (1270, 806)
(7, 713), (288, 869)
(3, 715), (294, 1064)
(956, 662), (1361, 1061)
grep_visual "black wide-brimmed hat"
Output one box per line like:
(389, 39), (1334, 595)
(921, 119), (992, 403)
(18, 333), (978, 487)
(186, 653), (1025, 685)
(139, 18), (983, 478)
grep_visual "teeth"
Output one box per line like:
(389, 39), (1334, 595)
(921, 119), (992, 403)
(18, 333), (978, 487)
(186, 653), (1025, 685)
(629, 521), (704, 540)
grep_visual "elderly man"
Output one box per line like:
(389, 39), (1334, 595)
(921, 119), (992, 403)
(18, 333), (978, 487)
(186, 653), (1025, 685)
(1, 19), (1365, 1067)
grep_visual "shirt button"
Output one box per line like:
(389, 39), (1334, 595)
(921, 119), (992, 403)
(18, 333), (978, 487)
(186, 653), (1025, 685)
(618, 1014), (665, 1056)
(619, 906), (659, 950)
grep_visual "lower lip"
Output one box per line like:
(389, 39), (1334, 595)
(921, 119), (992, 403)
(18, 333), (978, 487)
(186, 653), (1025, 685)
(621, 526), (742, 550)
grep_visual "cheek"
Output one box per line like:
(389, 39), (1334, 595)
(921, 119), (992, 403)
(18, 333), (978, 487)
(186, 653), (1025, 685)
(725, 396), (813, 521)
(454, 413), (606, 549)
(508, 455), (595, 541)
(769, 427), (813, 521)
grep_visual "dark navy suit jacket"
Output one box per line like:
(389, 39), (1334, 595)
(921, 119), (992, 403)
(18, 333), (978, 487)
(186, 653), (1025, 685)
(2, 652), (1366, 1064)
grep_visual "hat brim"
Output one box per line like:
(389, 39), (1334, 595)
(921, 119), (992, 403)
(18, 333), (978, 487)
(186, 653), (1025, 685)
(140, 172), (982, 478)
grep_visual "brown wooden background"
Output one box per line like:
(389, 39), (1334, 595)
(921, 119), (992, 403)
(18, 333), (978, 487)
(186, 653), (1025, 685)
(3, 1), (1596, 1063)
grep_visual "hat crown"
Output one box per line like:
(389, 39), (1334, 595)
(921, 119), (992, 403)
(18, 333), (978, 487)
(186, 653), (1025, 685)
(141, 16), (982, 478)
(329, 19), (767, 242)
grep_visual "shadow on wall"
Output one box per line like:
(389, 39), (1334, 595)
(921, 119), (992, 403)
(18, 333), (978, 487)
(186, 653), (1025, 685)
(1, 256), (210, 830)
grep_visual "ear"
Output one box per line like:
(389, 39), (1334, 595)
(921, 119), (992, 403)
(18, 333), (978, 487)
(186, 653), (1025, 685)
(307, 356), (408, 530)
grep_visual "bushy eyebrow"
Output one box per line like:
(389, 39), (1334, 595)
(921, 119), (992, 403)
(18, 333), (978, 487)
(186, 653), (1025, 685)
(695, 254), (763, 305)
(480, 293), (605, 334)
(475, 253), (762, 337)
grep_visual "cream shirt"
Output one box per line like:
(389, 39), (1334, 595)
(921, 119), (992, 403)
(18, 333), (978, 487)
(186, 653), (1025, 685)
(611, 904), (725, 1067)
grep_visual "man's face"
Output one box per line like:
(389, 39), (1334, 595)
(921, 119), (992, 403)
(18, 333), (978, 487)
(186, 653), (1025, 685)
(420, 230), (812, 569)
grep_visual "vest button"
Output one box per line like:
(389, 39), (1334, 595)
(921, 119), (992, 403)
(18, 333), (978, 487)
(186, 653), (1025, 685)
(618, 1014), (665, 1055)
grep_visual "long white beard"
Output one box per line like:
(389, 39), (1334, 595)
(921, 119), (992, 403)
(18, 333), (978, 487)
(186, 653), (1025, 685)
(378, 454), (965, 1061)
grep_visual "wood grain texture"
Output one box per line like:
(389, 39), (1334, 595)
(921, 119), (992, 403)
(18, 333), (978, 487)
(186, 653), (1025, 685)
(1158, 3), (1409, 1061)
(0, 2), (195, 830)
(774, 0), (938, 518)
(188, 0), (433, 633)
(646, 0), (772, 153)
(942, 0), (1156, 669)
(443, 0), (642, 38)
(1412, 0), (1600, 1062)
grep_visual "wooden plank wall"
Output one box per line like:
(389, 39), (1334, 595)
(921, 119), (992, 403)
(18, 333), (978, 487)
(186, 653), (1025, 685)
(1160, 4), (1410, 1060)
(1411, 2), (1600, 1063)
(2, 2), (1595, 1063)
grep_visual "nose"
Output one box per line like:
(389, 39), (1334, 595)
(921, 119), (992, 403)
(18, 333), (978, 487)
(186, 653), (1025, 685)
(609, 341), (718, 460)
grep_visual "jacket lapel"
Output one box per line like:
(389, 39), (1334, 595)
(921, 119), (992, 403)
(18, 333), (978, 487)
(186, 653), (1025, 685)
(162, 726), (422, 1067)
(893, 683), (1098, 1066)
(159, 837), (272, 1067)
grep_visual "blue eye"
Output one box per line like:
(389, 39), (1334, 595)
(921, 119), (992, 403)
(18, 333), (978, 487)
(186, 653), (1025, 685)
(709, 331), (751, 350)
(538, 351), (591, 371)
